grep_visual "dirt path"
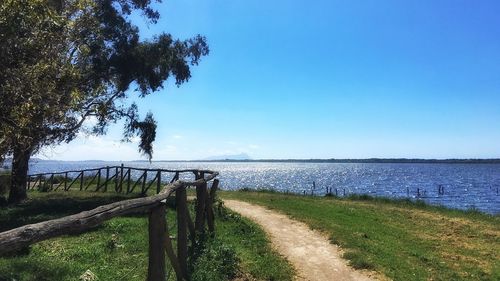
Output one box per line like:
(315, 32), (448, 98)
(224, 200), (380, 281)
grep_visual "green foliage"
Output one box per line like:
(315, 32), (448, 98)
(0, 0), (209, 202)
(0, 0), (209, 159)
(190, 238), (239, 281)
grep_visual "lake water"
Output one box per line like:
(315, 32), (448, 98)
(27, 161), (500, 215)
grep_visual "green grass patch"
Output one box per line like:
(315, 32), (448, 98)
(0, 190), (292, 281)
(221, 190), (500, 281)
(214, 203), (294, 280)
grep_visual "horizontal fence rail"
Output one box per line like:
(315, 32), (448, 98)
(1, 168), (220, 281)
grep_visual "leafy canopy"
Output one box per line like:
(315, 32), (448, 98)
(0, 0), (209, 160)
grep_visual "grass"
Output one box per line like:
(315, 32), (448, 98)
(0, 190), (293, 281)
(214, 203), (294, 280)
(221, 190), (500, 281)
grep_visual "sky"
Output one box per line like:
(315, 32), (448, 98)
(40, 0), (500, 161)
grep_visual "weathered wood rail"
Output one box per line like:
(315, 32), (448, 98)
(26, 164), (214, 195)
(1, 169), (220, 281)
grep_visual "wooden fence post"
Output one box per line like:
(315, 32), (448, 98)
(114, 167), (119, 192)
(142, 171), (148, 195)
(48, 174), (54, 190)
(164, 213), (183, 281)
(80, 171), (84, 191)
(105, 166), (109, 192)
(156, 171), (162, 194)
(126, 168), (131, 193)
(147, 203), (166, 281)
(176, 185), (189, 280)
(97, 169), (101, 191)
(119, 164), (124, 192)
(30, 176), (37, 190)
(195, 172), (206, 233)
(64, 172), (68, 191)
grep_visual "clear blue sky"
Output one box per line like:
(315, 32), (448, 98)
(44, 0), (500, 160)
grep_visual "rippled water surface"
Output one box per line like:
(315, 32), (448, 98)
(28, 161), (500, 214)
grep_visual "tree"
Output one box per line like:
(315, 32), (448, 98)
(0, 0), (209, 203)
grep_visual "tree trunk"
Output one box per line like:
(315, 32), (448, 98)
(8, 146), (31, 204)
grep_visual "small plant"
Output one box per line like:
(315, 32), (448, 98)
(213, 197), (230, 219)
(105, 234), (123, 250)
(190, 238), (239, 281)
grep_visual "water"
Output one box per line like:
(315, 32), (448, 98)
(27, 161), (500, 215)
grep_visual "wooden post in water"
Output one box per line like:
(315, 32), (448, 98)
(147, 204), (166, 281)
(176, 185), (189, 280)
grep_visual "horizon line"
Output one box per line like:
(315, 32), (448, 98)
(23, 157), (500, 163)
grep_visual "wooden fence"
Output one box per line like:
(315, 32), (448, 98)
(1, 168), (220, 281)
(26, 164), (215, 195)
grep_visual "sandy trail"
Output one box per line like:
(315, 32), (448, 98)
(224, 200), (379, 281)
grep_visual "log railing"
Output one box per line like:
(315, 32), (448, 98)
(1, 169), (220, 281)
(26, 164), (214, 195)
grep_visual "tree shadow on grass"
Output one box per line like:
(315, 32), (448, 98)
(0, 193), (141, 232)
(0, 257), (74, 281)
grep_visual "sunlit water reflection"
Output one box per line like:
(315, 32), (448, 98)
(28, 161), (500, 214)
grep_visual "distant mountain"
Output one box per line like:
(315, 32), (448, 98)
(203, 153), (251, 161)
